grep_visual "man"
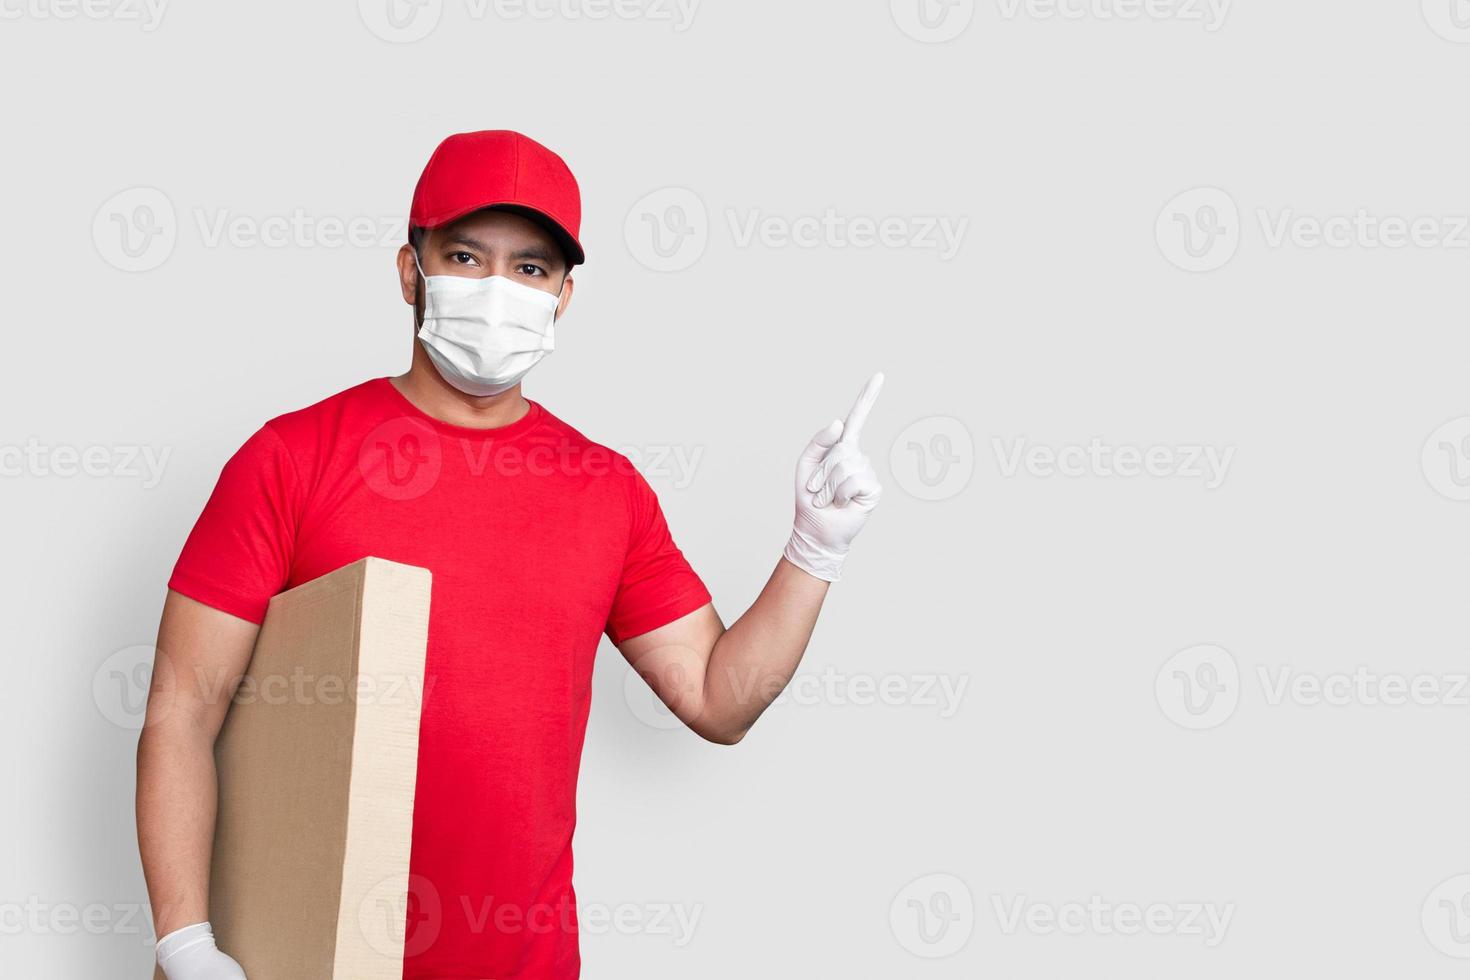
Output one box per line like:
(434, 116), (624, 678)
(136, 130), (883, 979)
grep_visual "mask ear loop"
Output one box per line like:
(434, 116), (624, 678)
(411, 246), (434, 335)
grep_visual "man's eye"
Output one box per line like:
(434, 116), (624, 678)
(518, 264), (545, 277)
(449, 252), (476, 265)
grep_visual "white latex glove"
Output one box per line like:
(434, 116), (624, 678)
(156, 922), (247, 980)
(783, 373), (885, 582)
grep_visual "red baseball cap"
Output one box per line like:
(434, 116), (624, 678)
(409, 130), (585, 266)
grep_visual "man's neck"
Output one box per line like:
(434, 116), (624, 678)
(391, 348), (531, 430)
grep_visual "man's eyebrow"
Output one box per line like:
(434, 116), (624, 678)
(443, 234), (491, 252)
(440, 236), (558, 265)
(509, 245), (557, 263)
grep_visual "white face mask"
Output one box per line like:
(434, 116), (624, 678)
(415, 256), (562, 397)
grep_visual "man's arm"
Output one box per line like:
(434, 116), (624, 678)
(620, 375), (884, 744)
(136, 591), (257, 943)
(618, 560), (828, 744)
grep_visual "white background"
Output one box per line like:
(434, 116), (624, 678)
(4, 0), (1470, 976)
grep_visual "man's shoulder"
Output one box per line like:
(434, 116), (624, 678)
(533, 405), (643, 483)
(259, 378), (390, 444)
(534, 405), (623, 452)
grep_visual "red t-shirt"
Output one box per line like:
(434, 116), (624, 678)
(169, 378), (711, 979)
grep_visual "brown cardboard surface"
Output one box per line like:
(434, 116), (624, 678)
(154, 557), (431, 979)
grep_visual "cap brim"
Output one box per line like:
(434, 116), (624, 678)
(414, 201), (584, 267)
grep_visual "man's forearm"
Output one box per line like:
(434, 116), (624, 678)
(137, 722), (221, 938)
(137, 591), (259, 943)
(619, 376), (884, 745)
(698, 558), (829, 742)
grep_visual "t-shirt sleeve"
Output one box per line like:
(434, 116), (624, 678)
(167, 424), (301, 625)
(605, 470), (712, 645)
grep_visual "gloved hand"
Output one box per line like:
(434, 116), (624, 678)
(783, 373), (885, 582)
(156, 922), (247, 980)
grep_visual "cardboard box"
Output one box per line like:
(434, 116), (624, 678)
(155, 557), (432, 979)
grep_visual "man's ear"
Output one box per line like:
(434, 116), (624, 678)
(396, 243), (419, 305)
(556, 274), (575, 320)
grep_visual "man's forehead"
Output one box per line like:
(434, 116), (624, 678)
(428, 208), (559, 252)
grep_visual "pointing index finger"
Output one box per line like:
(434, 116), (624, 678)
(839, 372), (884, 446)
